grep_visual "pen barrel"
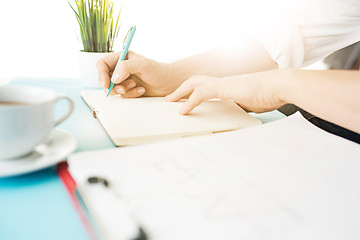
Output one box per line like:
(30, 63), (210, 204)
(107, 26), (136, 95)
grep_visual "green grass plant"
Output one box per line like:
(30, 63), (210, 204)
(69, 0), (122, 52)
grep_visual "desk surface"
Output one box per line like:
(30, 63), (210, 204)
(0, 78), (284, 240)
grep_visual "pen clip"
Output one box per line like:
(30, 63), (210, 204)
(123, 26), (135, 48)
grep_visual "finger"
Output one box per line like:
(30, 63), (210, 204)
(121, 87), (145, 98)
(111, 57), (145, 85)
(126, 51), (138, 60)
(102, 51), (123, 69)
(97, 52), (122, 88)
(97, 51), (142, 88)
(97, 67), (111, 89)
(179, 89), (208, 115)
(103, 87), (118, 96)
(106, 86), (119, 96)
(165, 82), (194, 102)
(113, 79), (137, 94)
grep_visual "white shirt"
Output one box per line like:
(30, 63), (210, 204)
(255, 0), (360, 68)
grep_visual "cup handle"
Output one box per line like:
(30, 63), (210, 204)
(54, 94), (74, 127)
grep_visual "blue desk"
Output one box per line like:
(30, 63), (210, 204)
(0, 78), (284, 240)
(0, 78), (114, 240)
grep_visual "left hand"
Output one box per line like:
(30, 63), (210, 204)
(165, 71), (287, 114)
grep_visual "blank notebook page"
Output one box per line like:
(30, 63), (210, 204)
(81, 90), (261, 146)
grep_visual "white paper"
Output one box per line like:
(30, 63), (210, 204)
(81, 90), (261, 146)
(69, 113), (360, 240)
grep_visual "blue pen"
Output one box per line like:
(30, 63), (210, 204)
(107, 25), (137, 96)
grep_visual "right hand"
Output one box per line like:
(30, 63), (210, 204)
(97, 51), (181, 97)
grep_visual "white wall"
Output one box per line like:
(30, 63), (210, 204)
(0, 0), (267, 79)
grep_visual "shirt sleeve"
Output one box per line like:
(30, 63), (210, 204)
(254, 0), (360, 68)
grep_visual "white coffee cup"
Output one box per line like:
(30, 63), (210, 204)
(0, 85), (74, 159)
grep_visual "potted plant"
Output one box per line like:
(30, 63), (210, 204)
(69, 0), (122, 88)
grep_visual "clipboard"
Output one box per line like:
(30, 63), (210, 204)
(56, 162), (98, 240)
(63, 113), (360, 240)
(57, 162), (148, 240)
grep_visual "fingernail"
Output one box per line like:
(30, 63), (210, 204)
(179, 108), (187, 115)
(137, 88), (145, 94)
(111, 73), (120, 83)
(116, 88), (125, 94)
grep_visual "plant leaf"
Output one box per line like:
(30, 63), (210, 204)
(69, 0), (123, 52)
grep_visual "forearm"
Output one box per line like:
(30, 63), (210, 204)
(279, 69), (360, 133)
(168, 36), (278, 83)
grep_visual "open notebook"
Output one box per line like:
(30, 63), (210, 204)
(68, 113), (360, 240)
(81, 90), (261, 146)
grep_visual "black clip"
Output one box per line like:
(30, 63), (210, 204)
(87, 176), (110, 188)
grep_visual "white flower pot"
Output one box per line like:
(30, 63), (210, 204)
(78, 51), (113, 88)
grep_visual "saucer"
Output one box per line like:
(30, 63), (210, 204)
(0, 129), (77, 178)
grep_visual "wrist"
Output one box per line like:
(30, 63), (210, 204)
(167, 61), (193, 86)
(274, 68), (299, 106)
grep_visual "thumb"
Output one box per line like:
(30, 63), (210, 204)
(111, 57), (143, 84)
